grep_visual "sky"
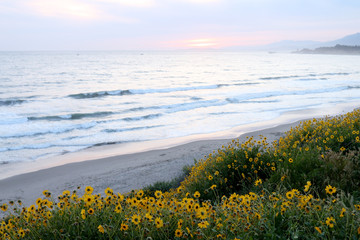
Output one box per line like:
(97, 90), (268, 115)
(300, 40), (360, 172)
(0, 0), (359, 50)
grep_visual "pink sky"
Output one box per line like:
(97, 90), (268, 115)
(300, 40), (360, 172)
(0, 0), (359, 50)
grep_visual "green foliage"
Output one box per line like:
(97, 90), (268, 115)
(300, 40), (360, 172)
(180, 138), (275, 202)
(271, 111), (360, 197)
(143, 164), (191, 197)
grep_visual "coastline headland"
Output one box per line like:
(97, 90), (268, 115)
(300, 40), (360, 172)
(294, 44), (360, 55)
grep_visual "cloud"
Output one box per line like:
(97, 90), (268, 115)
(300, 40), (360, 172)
(94, 0), (156, 8)
(179, 0), (220, 2)
(171, 0), (222, 4)
(22, 0), (140, 23)
(186, 38), (218, 47)
(27, 0), (101, 20)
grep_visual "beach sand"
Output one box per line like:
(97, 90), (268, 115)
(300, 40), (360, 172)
(0, 120), (300, 207)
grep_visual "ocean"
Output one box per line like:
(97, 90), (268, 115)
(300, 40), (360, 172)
(1, 51), (359, 173)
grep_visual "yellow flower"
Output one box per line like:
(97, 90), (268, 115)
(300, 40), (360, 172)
(148, 197), (155, 204)
(81, 209), (86, 219)
(210, 184), (217, 190)
(132, 214), (141, 225)
(98, 225), (105, 234)
(304, 181), (311, 192)
(29, 204), (36, 212)
(42, 190), (51, 197)
(155, 217), (164, 228)
(105, 187), (113, 196)
(145, 213), (153, 221)
(57, 202), (65, 210)
(0, 204), (8, 211)
(186, 203), (192, 212)
(18, 228), (26, 238)
(314, 205), (322, 211)
(117, 193), (125, 202)
(114, 204), (122, 213)
(198, 220), (210, 229)
(340, 147), (346, 152)
(62, 190), (71, 196)
(177, 219), (183, 229)
(286, 191), (294, 200)
(249, 192), (257, 200)
(46, 211), (52, 219)
(325, 217), (335, 228)
(340, 208), (346, 217)
(120, 223), (129, 231)
(175, 229), (183, 238)
(325, 185), (336, 195)
(196, 207), (208, 220)
(84, 195), (94, 205)
(155, 190), (163, 199)
(217, 234), (224, 239)
(136, 190), (144, 198)
(85, 186), (93, 195)
(314, 226), (322, 234)
(71, 193), (78, 201)
(194, 191), (201, 198)
(254, 179), (262, 186)
(288, 158), (293, 163)
(88, 208), (94, 215)
(186, 227), (193, 238)
(131, 198), (138, 206)
(157, 200), (164, 208)
(208, 175), (213, 180)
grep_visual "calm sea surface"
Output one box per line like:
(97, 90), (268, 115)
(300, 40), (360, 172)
(1, 51), (359, 166)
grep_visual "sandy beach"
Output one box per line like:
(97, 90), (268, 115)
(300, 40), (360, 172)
(0, 119), (302, 207)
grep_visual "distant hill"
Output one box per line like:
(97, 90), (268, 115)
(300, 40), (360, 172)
(295, 44), (360, 55)
(327, 32), (360, 46)
(224, 32), (360, 52)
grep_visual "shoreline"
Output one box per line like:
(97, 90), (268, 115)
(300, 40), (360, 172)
(0, 120), (297, 207)
(1, 101), (357, 181)
(0, 103), (358, 206)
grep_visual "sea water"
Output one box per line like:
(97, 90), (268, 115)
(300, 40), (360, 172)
(1, 51), (359, 169)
